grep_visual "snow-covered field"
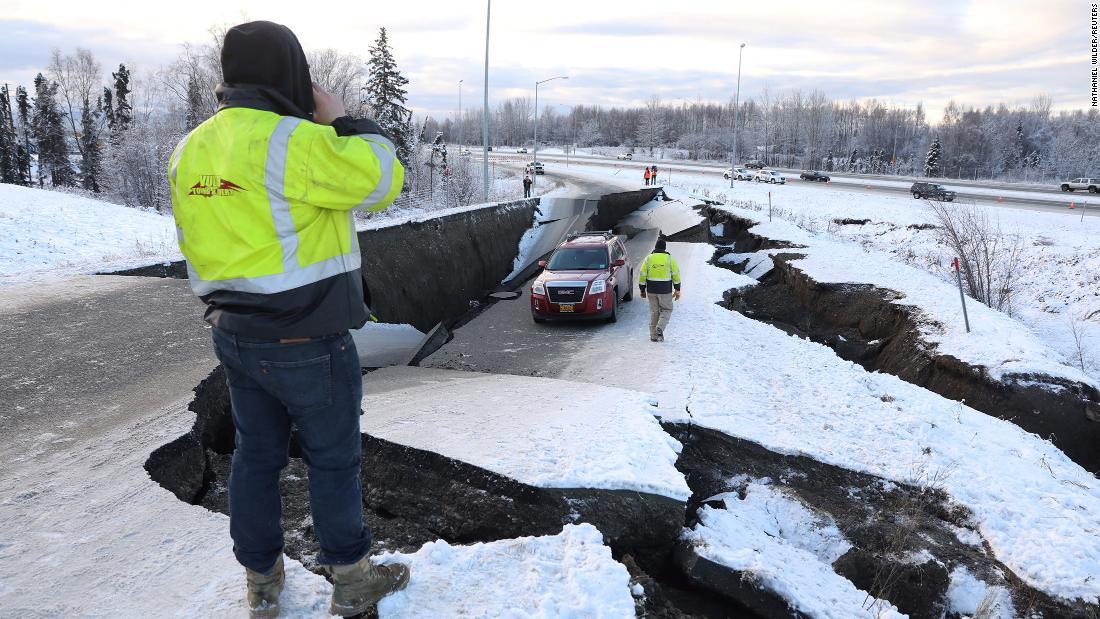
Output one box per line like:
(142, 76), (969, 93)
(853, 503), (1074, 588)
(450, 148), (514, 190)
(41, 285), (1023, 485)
(0, 184), (180, 284)
(565, 163), (1100, 384)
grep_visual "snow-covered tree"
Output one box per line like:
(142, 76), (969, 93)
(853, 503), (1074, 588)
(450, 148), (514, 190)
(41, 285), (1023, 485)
(15, 86), (32, 185)
(925, 137), (943, 177)
(79, 97), (102, 191)
(363, 27), (412, 164)
(101, 87), (115, 131)
(31, 73), (74, 187)
(112, 64), (132, 131)
(635, 96), (665, 154)
(0, 84), (18, 184)
(185, 74), (204, 130)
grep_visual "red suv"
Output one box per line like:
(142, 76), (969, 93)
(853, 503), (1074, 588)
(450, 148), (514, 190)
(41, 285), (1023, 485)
(530, 231), (633, 323)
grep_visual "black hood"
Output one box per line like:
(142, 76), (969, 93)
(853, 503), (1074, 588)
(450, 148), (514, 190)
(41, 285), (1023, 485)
(217, 21), (313, 120)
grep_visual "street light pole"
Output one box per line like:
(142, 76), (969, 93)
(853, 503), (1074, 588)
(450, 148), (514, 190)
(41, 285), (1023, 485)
(533, 75), (568, 186)
(458, 79), (463, 149)
(730, 42), (745, 189)
(481, 0), (490, 203)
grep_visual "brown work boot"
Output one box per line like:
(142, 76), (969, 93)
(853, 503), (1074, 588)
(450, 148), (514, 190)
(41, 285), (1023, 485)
(245, 555), (284, 618)
(327, 555), (411, 616)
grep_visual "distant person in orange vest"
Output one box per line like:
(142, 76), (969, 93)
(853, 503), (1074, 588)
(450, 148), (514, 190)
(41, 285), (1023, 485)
(643, 166), (651, 186)
(651, 165), (658, 185)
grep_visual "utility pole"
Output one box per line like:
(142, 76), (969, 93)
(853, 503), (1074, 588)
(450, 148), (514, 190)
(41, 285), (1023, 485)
(481, 0), (490, 203)
(458, 79), (463, 149)
(730, 42), (746, 189)
(533, 75), (568, 186)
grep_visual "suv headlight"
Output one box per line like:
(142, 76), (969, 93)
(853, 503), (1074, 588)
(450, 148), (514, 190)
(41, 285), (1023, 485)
(532, 282), (546, 296)
(589, 280), (607, 294)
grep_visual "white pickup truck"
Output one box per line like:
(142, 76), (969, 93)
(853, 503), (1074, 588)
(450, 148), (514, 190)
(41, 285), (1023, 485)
(1060, 178), (1100, 193)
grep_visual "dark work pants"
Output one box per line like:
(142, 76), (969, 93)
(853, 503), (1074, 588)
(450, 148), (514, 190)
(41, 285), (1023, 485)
(211, 328), (370, 573)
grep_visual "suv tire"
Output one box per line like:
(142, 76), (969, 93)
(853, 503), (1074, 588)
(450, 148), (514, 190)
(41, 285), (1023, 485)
(912, 192), (921, 199)
(623, 272), (634, 302)
(606, 291), (619, 323)
(1090, 186), (1098, 193)
(1061, 184), (1071, 192)
(533, 315), (545, 323)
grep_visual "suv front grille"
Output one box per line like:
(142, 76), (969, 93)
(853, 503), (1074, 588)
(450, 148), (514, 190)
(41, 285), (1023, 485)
(548, 285), (587, 304)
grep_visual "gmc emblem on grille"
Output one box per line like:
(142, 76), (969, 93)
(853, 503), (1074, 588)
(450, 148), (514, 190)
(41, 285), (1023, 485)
(559, 290), (575, 295)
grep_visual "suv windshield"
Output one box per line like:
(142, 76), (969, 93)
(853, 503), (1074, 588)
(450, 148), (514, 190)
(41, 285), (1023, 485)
(933, 184), (946, 190)
(547, 247), (608, 270)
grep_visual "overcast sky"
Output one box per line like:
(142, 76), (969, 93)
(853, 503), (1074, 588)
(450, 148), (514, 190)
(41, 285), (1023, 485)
(0, 0), (1092, 123)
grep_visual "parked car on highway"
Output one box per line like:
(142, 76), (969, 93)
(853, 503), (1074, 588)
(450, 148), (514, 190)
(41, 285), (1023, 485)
(799, 170), (830, 182)
(518, 147), (528, 153)
(530, 231), (633, 323)
(723, 167), (754, 181)
(1060, 178), (1100, 193)
(525, 161), (545, 175)
(487, 146), (493, 151)
(910, 182), (956, 201)
(744, 160), (765, 169)
(616, 153), (633, 160)
(755, 169), (786, 184)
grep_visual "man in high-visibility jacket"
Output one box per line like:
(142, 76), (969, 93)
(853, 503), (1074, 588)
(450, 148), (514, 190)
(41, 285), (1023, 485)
(168, 21), (408, 618)
(638, 238), (681, 342)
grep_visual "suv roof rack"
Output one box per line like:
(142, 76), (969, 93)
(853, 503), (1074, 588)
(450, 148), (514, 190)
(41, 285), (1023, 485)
(565, 230), (615, 242)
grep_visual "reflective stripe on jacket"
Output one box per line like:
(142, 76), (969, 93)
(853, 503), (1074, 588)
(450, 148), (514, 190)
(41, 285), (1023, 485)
(169, 107), (402, 296)
(638, 251), (681, 295)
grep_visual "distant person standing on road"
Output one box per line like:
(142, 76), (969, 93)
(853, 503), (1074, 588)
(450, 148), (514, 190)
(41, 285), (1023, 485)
(643, 166), (652, 186)
(523, 173), (533, 198)
(651, 165), (658, 185)
(167, 20), (410, 618)
(638, 238), (681, 342)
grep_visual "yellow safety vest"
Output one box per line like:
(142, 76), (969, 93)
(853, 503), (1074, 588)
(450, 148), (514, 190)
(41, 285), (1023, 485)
(639, 251), (681, 287)
(168, 107), (403, 296)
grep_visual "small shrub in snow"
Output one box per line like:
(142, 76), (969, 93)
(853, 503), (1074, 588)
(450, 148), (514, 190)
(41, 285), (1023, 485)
(927, 201), (1023, 315)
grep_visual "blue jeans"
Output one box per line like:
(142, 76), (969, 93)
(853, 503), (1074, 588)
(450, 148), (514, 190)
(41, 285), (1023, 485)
(211, 328), (370, 573)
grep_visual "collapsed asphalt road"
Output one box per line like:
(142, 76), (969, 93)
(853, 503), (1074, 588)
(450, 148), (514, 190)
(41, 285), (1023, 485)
(422, 228), (660, 379)
(0, 275), (215, 465)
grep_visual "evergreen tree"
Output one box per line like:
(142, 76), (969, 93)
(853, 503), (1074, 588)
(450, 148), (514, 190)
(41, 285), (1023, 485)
(364, 27), (412, 163)
(112, 64), (132, 130)
(31, 73), (75, 187)
(102, 86), (115, 130)
(185, 74), (204, 130)
(79, 97), (102, 192)
(0, 84), (17, 183)
(15, 86), (32, 185)
(824, 148), (834, 172)
(924, 137), (942, 177)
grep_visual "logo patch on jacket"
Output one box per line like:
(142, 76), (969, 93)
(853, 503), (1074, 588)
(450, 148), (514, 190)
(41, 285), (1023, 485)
(188, 175), (246, 197)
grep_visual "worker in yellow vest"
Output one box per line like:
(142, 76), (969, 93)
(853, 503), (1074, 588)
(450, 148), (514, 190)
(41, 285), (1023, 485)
(638, 238), (682, 342)
(168, 21), (408, 618)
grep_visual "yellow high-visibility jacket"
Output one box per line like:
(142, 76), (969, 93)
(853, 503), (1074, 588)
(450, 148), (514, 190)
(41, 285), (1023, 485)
(638, 251), (681, 295)
(168, 105), (403, 337)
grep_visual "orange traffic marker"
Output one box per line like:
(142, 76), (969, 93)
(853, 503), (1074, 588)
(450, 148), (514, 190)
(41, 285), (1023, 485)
(1069, 202), (1076, 209)
(996, 196), (1004, 202)
(865, 184), (871, 189)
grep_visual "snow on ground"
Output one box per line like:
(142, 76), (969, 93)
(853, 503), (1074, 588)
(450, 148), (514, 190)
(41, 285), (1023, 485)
(558, 241), (1100, 603)
(350, 322), (425, 368)
(375, 524), (635, 618)
(683, 479), (903, 618)
(0, 397), (336, 617)
(714, 203), (1097, 389)
(565, 161), (1100, 384)
(360, 366), (690, 500)
(0, 184), (180, 285)
(945, 565), (1015, 619)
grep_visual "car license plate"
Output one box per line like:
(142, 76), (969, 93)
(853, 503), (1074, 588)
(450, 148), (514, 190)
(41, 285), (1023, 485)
(559, 304), (574, 313)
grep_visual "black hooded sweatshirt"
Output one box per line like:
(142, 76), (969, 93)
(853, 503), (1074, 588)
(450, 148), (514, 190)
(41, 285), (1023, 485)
(196, 21), (390, 339)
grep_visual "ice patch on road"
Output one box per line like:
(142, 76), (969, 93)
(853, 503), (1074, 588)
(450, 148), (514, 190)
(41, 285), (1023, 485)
(376, 524), (635, 618)
(361, 367), (690, 500)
